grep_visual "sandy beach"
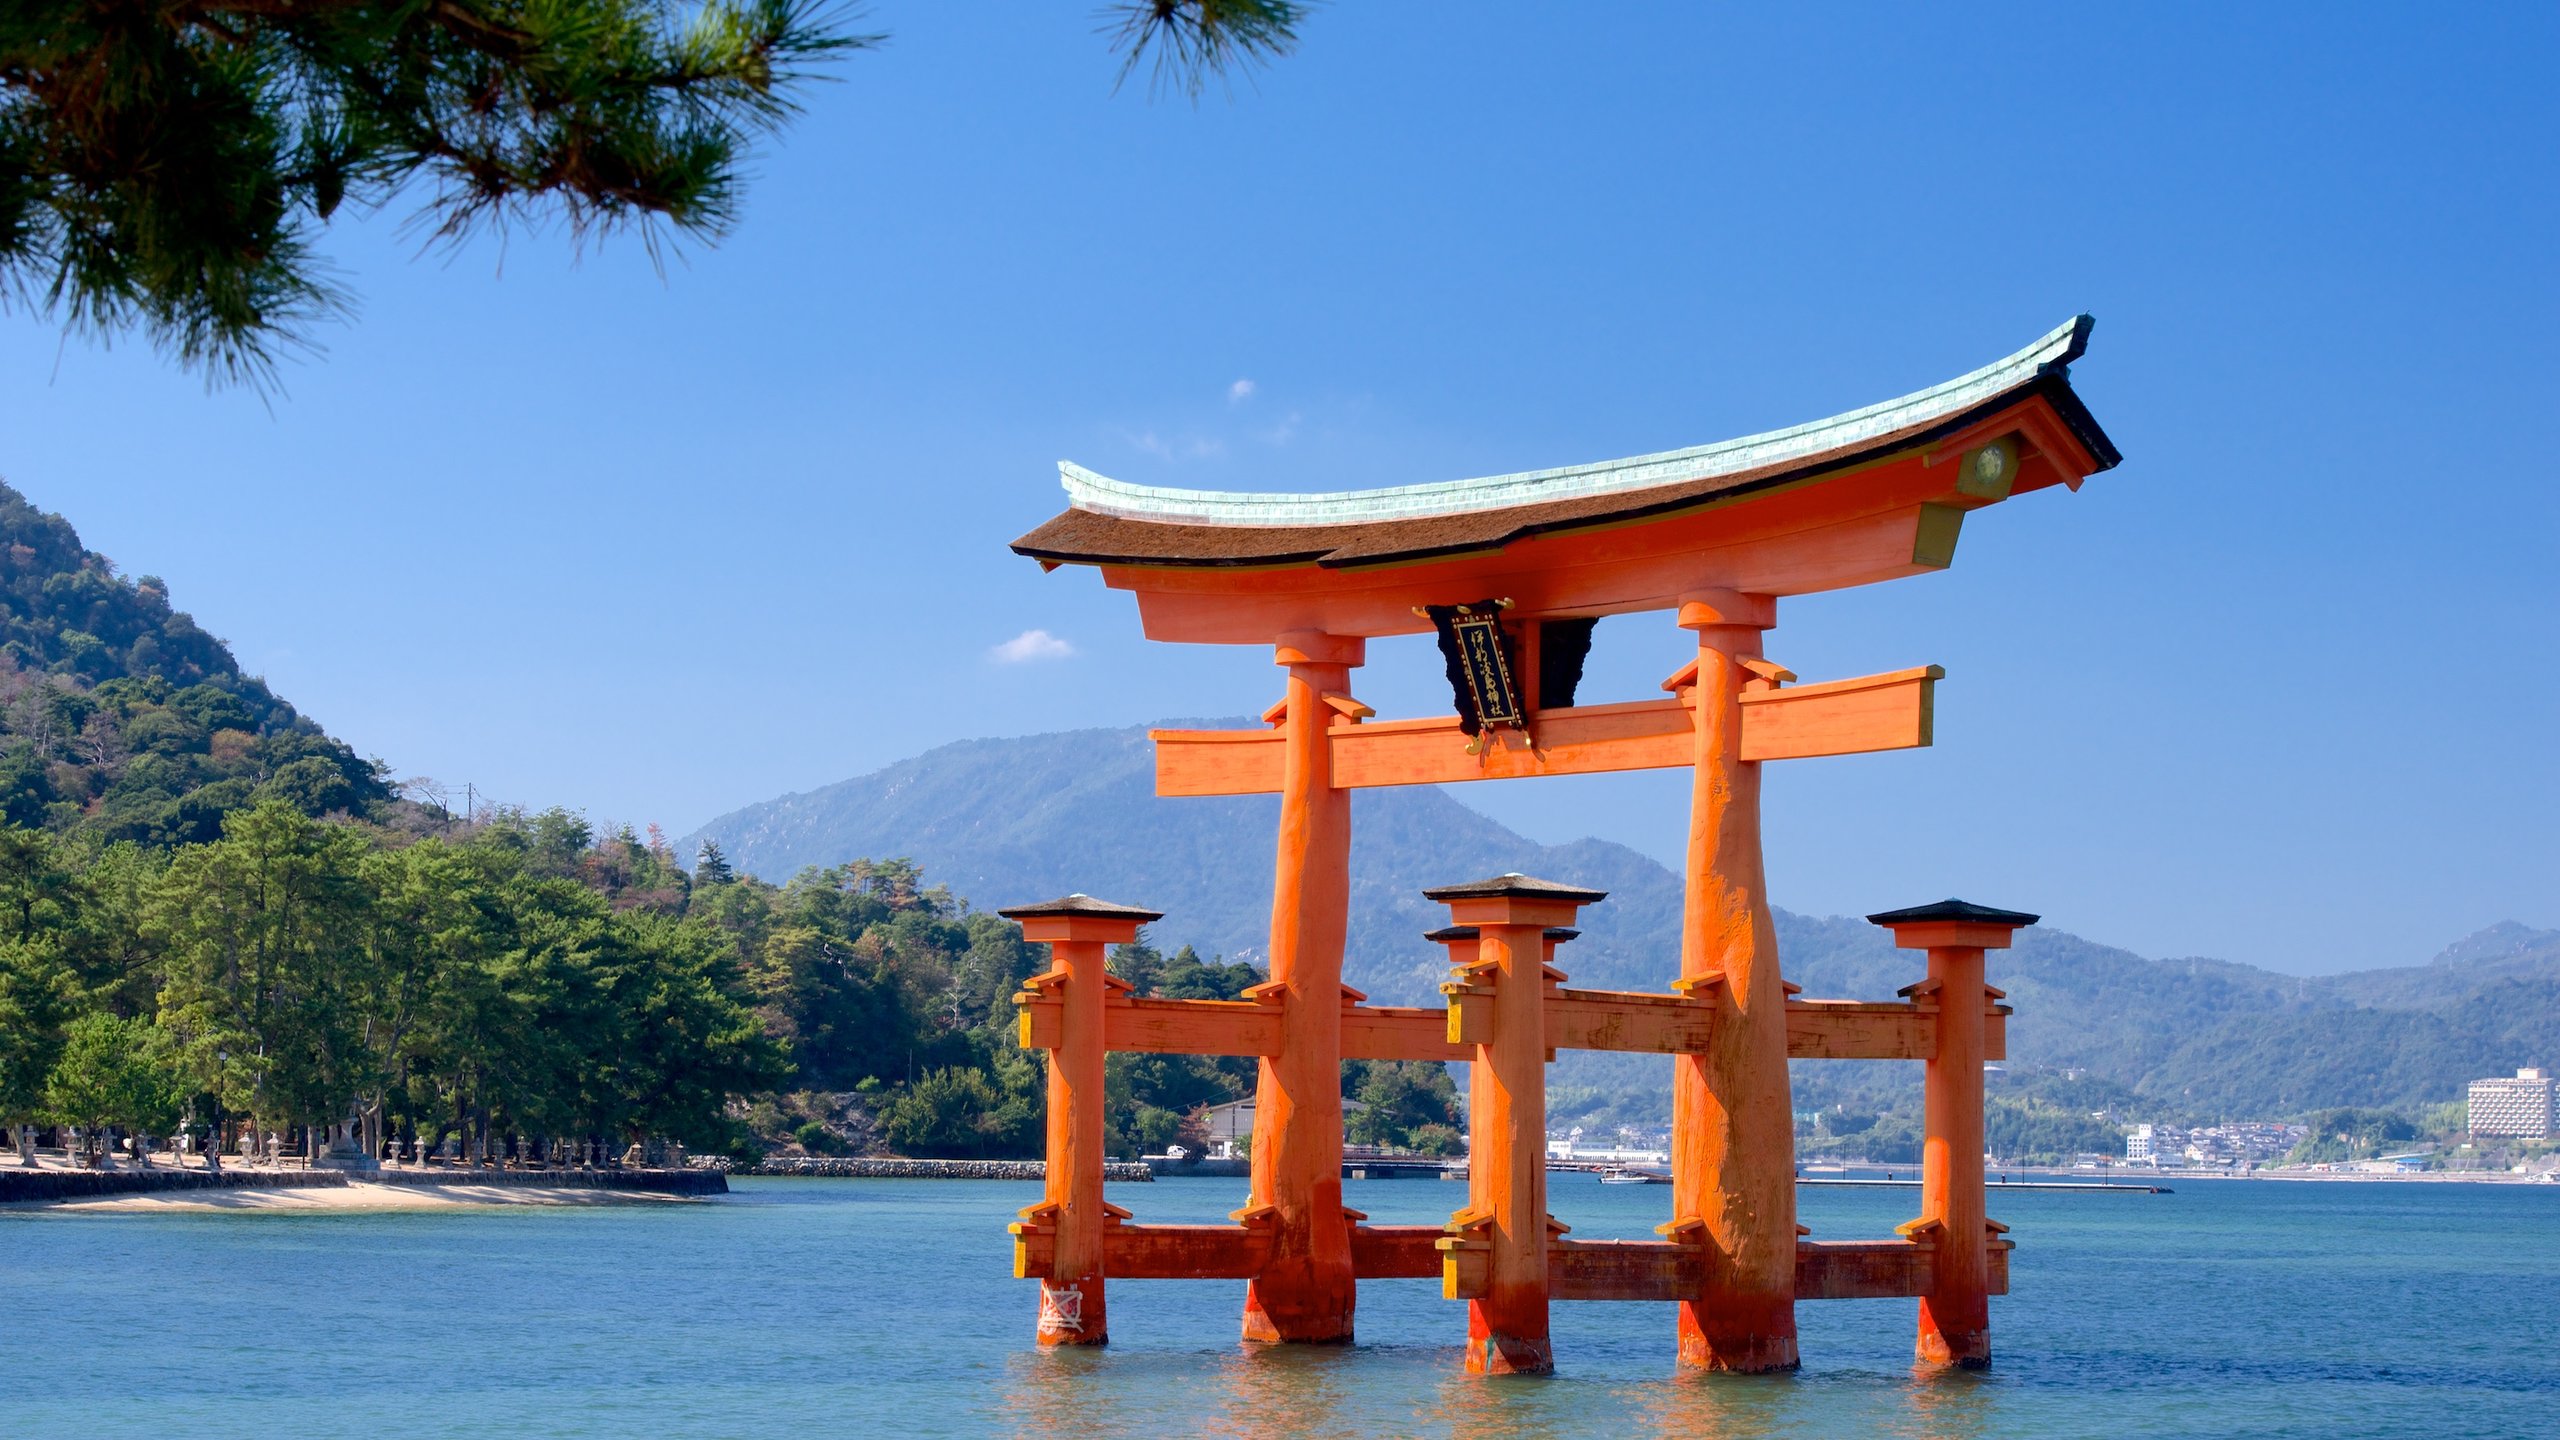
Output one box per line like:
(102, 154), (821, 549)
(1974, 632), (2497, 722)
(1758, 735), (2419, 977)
(8, 1177), (709, 1213)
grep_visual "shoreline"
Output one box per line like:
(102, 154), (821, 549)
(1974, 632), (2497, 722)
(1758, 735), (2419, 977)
(1, 1163), (725, 1213)
(8, 1180), (709, 1214)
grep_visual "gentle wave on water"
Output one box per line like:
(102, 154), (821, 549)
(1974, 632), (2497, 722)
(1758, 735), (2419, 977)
(9, 1174), (2554, 1438)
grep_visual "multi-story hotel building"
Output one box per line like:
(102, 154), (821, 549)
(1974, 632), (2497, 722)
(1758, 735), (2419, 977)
(2467, 1068), (2556, 1139)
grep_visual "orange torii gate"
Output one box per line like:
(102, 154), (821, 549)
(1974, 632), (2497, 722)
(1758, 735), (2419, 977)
(1001, 318), (2120, 1372)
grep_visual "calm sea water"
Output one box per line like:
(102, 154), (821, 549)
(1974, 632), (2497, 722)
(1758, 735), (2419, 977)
(5, 1175), (2553, 1438)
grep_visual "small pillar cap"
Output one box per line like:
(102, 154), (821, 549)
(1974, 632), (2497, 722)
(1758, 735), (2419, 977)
(1865, 899), (2039, 928)
(997, 893), (1166, 924)
(1423, 924), (1581, 944)
(1421, 873), (1608, 904)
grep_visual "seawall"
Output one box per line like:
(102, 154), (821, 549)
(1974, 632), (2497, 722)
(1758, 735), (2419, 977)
(751, 1157), (1153, 1181)
(0, 1168), (352, 1203)
(374, 1168), (728, 1196)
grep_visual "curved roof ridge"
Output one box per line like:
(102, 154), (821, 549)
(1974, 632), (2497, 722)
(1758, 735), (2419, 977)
(1060, 316), (2093, 528)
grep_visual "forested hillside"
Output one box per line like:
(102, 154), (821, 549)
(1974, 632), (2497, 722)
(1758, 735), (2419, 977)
(0, 481), (387, 842)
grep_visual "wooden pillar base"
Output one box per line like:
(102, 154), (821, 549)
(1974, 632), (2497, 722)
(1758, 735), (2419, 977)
(1917, 1295), (1989, 1369)
(1465, 1313), (1554, 1376)
(1676, 1297), (1801, 1373)
(1240, 1248), (1356, 1345)
(1036, 1277), (1106, 1347)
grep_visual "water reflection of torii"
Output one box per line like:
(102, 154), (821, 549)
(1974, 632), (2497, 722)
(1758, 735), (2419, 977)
(1002, 318), (2119, 1374)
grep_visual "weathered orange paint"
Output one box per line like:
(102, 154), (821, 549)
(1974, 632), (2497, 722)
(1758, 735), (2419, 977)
(1916, 942), (1991, 1367)
(1240, 630), (1362, 1345)
(1671, 592), (1801, 1372)
(1009, 909), (1149, 1347)
(1348, 1223), (1446, 1279)
(1435, 892), (1596, 1376)
(1339, 1003), (1468, 1062)
(1427, 924), (1490, 1313)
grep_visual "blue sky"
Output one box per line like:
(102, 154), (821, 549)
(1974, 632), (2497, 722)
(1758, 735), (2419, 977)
(5, 6), (2552, 974)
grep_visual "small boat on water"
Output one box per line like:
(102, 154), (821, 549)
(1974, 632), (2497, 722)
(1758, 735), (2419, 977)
(1597, 1166), (1671, 1185)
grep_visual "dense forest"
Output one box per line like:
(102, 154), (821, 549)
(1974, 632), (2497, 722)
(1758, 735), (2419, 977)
(0, 807), (1460, 1165)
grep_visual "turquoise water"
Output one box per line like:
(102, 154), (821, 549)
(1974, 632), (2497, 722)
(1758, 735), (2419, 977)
(6, 1175), (2554, 1438)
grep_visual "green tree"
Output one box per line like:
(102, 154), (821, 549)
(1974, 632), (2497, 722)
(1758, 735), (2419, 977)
(2284, 1108), (2419, 1165)
(693, 841), (736, 887)
(356, 838), (507, 1157)
(151, 800), (370, 1139)
(43, 1012), (179, 1164)
(592, 911), (786, 1146)
(1343, 1059), (1463, 1151)
(0, 935), (74, 1155)
(880, 1065), (1032, 1160)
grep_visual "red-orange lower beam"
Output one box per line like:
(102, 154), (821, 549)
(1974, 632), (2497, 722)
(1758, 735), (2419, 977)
(1796, 1239), (2012, 1301)
(1349, 1224), (1443, 1279)
(1021, 1220), (1444, 1283)
(1107, 1224), (1275, 1279)
(1025, 1225), (2010, 1303)
(1019, 1224), (1275, 1281)
(1436, 1238), (2013, 1303)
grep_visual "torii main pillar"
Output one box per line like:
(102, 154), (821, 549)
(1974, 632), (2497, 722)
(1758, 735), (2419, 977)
(1673, 590), (1800, 1371)
(1241, 629), (1363, 1343)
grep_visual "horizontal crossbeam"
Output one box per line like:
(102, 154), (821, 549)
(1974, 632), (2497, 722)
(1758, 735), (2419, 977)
(1015, 1220), (1452, 1282)
(1444, 1236), (2012, 1302)
(1017, 994), (1281, 1056)
(1020, 991), (2007, 1063)
(1020, 1221), (2009, 1302)
(1152, 666), (1940, 798)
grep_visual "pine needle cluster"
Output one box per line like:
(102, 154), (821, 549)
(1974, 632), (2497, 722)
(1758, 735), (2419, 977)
(0, 1), (873, 388)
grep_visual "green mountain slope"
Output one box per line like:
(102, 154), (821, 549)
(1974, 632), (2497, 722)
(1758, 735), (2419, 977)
(682, 722), (1688, 1003)
(0, 480), (387, 841)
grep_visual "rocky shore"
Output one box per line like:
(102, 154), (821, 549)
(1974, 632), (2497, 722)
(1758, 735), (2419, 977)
(751, 1156), (1153, 1181)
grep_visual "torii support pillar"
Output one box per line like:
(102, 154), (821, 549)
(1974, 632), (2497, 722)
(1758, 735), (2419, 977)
(1429, 874), (1605, 1376)
(1671, 591), (1801, 1371)
(1870, 898), (2039, 1369)
(998, 894), (1162, 1347)
(1424, 922), (1581, 1207)
(1242, 630), (1365, 1344)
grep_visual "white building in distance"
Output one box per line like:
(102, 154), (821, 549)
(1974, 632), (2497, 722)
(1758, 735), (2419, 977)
(2468, 1068), (2556, 1139)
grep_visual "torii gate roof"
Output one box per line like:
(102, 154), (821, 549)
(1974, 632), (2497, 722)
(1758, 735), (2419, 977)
(1014, 317), (2121, 644)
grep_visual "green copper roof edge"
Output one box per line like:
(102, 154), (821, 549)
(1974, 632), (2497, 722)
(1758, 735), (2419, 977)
(1058, 316), (2094, 528)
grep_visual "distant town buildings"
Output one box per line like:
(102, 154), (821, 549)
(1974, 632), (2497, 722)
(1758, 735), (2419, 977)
(2467, 1068), (2556, 1139)
(2124, 1121), (2307, 1168)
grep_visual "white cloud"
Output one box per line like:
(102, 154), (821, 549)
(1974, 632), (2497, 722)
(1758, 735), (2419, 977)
(990, 629), (1076, 664)
(1228, 378), (1257, 403)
